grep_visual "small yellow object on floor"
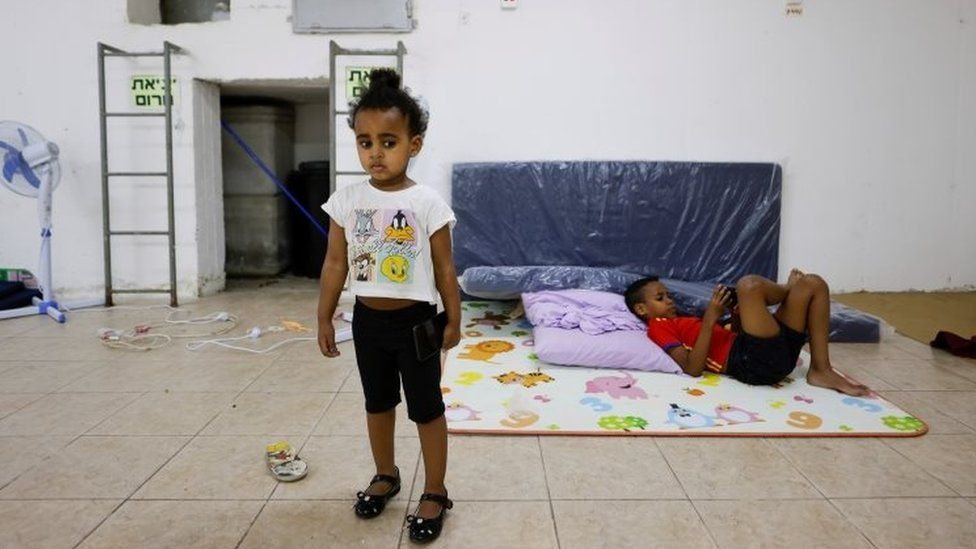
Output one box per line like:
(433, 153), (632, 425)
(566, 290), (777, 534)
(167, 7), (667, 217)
(265, 440), (308, 482)
(280, 320), (311, 332)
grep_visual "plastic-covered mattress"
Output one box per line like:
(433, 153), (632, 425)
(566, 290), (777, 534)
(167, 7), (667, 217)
(452, 161), (882, 342)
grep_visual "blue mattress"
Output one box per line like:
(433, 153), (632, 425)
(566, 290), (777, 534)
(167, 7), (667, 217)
(452, 161), (881, 342)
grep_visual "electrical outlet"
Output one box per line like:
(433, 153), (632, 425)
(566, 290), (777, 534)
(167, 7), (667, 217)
(501, 0), (518, 9)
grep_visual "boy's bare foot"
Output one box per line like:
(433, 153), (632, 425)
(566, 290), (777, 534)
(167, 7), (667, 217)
(787, 268), (805, 289)
(806, 367), (871, 396)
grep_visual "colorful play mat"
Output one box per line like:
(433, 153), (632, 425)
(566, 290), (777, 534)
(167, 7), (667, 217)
(442, 301), (927, 437)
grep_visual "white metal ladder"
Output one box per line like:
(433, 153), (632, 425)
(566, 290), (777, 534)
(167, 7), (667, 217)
(328, 40), (406, 194)
(96, 42), (185, 307)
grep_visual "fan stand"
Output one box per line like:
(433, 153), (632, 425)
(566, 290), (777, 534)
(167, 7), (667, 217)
(0, 176), (64, 322)
(1, 127), (104, 324)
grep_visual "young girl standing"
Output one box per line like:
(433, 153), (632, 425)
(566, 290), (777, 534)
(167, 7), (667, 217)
(317, 68), (460, 544)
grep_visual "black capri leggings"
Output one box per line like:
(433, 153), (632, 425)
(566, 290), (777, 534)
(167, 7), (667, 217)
(351, 299), (445, 424)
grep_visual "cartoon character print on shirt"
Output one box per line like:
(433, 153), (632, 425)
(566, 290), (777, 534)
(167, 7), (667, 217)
(353, 209), (379, 243)
(352, 251), (376, 282)
(379, 254), (410, 283)
(352, 208), (422, 285)
(385, 209), (415, 244)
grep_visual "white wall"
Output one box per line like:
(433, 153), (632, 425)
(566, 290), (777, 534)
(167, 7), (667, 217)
(0, 0), (973, 298)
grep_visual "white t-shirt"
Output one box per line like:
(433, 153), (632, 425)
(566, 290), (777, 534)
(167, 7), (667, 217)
(322, 181), (456, 304)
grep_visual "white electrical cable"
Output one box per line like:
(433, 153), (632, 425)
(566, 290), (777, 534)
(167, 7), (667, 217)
(96, 310), (240, 351)
(185, 334), (317, 354)
(185, 325), (353, 355)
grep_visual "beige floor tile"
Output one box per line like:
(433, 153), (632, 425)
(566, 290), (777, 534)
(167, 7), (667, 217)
(272, 435), (420, 500)
(240, 500), (406, 549)
(160, 361), (273, 392)
(0, 435), (73, 486)
(133, 435), (279, 500)
(340, 367), (364, 393)
(771, 438), (954, 497)
(79, 500), (263, 549)
(0, 435), (188, 499)
(401, 500), (557, 549)
(201, 392), (333, 436)
(0, 392), (140, 435)
(313, 392), (417, 438)
(0, 361), (102, 393)
(830, 363), (900, 391)
(246, 359), (352, 393)
(893, 338), (976, 372)
(0, 500), (120, 549)
(829, 342), (924, 362)
(554, 500), (713, 549)
(125, 336), (283, 365)
(695, 499), (872, 549)
(89, 392), (237, 435)
(278, 338), (356, 363)
(832, 497), (976, 549)
(878, 391), (975, 434)
(0, 316), (40, 337)
(856, 359), (976, 391)
(902, 390), (976, 430)
(412, 436), (547, 501)
(884, 434), (976, 496)
(658, 438), (820, 499)
(0, 337), (120, 362)
(540, 437), (684, 499)
(936, 361), (976, 384)
(60, 360), (181, 392)
(0, 393), (44, 419)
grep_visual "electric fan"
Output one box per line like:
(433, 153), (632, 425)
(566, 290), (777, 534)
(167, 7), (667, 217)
(0, 121), (66, 322)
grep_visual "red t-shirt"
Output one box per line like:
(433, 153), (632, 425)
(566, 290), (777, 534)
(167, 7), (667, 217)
(647, 317), (736, 373)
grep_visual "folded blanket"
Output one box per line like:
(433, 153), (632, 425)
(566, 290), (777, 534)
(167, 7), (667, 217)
(522, 289), (645, 335)
(931, 331), (976, 359)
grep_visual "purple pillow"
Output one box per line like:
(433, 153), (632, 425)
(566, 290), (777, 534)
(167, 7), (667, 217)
(532, 326), (683, 373)
(522, 289), (646, 335)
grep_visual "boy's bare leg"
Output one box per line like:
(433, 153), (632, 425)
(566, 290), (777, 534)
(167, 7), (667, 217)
(734, 274), (793, 338)
(415, 415), (448, 519)
(365, 409), (398, 494)
(770, 270), (870, 396)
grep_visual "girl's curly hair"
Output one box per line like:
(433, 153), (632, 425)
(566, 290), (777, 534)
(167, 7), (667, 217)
(347, 68), (428, 136)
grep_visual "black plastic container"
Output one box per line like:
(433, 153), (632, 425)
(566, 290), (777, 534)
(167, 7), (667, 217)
(287, 161), (330, 277)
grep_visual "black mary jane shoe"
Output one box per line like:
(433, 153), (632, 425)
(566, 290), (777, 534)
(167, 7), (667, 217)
(405, 492), (453, 544)
(353, 467), (401, 519)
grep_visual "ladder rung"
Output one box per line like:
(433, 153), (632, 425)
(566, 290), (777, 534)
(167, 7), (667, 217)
(103, 52), (166, 58)
(112, 288), (173, 295)
(334, 47), (399, 56)
(107, 172), (168, 177)
(105, 112), (167, 118)
(110, 230), (169, 236)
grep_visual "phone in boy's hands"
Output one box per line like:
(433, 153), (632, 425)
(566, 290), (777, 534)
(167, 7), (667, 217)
(413, 312), (448, 362)
(725, 287), (738, 309)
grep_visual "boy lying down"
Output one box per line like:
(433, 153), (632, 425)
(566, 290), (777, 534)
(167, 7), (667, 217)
(624, 269), (871, 396)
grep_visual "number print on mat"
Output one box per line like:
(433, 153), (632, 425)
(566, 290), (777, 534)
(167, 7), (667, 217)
(786, 411), (822, 430)
(842, 397), (882, 413)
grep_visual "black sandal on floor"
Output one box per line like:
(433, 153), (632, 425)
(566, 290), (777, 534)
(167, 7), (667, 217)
(405, 492), (453, 544)
(353, 466), (400, 519)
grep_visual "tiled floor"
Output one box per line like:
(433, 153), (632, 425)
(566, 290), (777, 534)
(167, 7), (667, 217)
(0, 279), (974, 548)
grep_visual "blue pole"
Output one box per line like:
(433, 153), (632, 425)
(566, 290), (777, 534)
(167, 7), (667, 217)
(220, 120), (329, 238)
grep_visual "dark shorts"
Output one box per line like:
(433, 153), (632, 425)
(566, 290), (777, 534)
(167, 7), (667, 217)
(725, 320), (808, 386)
(351, 299), (445, 424)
